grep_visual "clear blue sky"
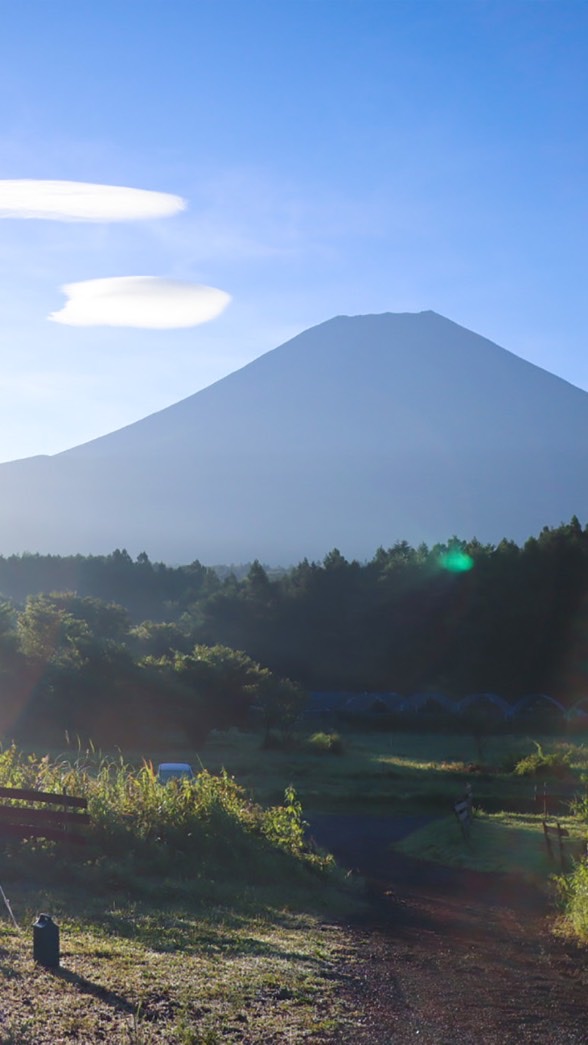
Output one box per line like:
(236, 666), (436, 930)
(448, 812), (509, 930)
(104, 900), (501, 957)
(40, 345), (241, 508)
(0, 0), (586, 462)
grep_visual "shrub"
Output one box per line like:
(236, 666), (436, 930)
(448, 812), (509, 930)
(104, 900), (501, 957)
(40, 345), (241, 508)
(262, 784), (306, 854)
(513, 740), (571, 778)
(306, 732), (344, 755)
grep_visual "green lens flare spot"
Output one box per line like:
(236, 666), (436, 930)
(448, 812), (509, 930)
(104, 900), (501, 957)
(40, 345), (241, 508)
(439, 550), (474, 573)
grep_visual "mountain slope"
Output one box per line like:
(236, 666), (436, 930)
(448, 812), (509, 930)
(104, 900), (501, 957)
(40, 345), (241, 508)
(1, 311), (586, 562)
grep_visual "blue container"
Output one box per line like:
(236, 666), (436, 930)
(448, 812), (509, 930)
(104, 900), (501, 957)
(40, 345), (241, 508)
(33, 913), (60, 968)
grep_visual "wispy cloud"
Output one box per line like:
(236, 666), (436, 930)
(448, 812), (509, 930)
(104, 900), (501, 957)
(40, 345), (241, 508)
(49, 276), (231, 329)
(0, 180), (185, 222)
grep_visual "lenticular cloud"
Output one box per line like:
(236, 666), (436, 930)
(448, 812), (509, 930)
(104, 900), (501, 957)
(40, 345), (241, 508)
(49, 277), (231, 329)
(0, 180), (185, 221)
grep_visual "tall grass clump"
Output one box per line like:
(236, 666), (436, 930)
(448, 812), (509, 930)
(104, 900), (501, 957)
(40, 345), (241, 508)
(558, 784), (588, 940)
(558, 861), (588, 941)
(306, 732), (344, 755)
(0, 744), (333, 889)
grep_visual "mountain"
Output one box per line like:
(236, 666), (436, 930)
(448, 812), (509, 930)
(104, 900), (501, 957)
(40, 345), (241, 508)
(1, 310), (587, 563)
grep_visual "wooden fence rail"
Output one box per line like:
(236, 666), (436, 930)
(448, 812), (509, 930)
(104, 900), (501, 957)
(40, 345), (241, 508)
(0, 787), (89, 845)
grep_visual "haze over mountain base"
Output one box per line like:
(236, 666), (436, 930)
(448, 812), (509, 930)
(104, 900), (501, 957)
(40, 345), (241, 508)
(1, 311), (586, 564)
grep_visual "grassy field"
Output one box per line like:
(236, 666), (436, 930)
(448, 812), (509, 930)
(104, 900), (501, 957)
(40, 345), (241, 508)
(2, 728), (586, 1040)
(0, 881), (358, 1044)
(0, 745), (366, 1043)
(150, 728), (588, 815)
(394, 810), (587, 878)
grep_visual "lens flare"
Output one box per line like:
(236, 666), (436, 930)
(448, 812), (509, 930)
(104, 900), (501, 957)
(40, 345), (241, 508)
(439, 550), (474, 573)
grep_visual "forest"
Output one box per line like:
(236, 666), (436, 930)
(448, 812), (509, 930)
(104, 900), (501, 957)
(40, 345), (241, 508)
(0, 516), (587, 745)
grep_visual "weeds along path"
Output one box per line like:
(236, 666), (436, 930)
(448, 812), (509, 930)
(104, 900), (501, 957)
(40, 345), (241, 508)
(308, 814), (588, 1044)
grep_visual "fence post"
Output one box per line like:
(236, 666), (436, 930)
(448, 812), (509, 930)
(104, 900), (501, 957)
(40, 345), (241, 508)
(542, 820), (553, 860)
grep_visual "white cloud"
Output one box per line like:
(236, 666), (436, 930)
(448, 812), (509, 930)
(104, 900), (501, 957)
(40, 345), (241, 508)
(48, 276), (231, 329)
(0, 180), (185, 222)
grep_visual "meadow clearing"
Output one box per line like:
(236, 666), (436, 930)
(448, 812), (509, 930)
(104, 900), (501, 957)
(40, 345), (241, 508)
(0, 729), (586, 1043)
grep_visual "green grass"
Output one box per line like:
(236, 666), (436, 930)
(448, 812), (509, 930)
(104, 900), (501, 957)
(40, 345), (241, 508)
(183, 729), (588, 814)
(0, 884), (357, 1043)
(393, 810), (587, 880)
(39, 729), (588, 812)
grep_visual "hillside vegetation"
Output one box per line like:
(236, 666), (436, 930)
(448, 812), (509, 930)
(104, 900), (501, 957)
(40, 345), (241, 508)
(1, 518), (588, 746)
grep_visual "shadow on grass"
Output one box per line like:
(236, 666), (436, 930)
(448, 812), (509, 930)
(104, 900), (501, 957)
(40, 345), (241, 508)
(48, 965), (136, 1014)
(93, 904), (337, 963)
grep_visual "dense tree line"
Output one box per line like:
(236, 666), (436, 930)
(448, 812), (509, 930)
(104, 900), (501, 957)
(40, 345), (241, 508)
(0, 518), (587, 743)
(188, 518), (588, 701)
(0, 549), (222, 620)
(0, 592), (305, 747)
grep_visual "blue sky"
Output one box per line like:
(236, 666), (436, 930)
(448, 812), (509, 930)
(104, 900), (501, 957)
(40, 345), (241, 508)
(0, 0), (586, 462)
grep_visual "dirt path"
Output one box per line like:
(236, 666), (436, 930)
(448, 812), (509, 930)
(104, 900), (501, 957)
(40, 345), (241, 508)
(307, 815), (588, 1044)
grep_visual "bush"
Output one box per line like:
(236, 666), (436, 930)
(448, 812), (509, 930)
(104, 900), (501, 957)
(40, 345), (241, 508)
(513, 740), (571, 778)
(262, 785), (306, 853)
(0, 744), (332, 885)
(306, 732), (344, 755)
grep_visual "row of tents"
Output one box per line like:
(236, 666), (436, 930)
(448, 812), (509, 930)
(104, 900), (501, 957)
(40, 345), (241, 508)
(306, 691), (588, 722)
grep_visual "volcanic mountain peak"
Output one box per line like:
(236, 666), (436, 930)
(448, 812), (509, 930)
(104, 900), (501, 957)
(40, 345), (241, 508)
(0, 311), (586, 563)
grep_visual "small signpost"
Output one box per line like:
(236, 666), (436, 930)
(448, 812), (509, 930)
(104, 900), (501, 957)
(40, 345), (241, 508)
(454, 782), (473, 839)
